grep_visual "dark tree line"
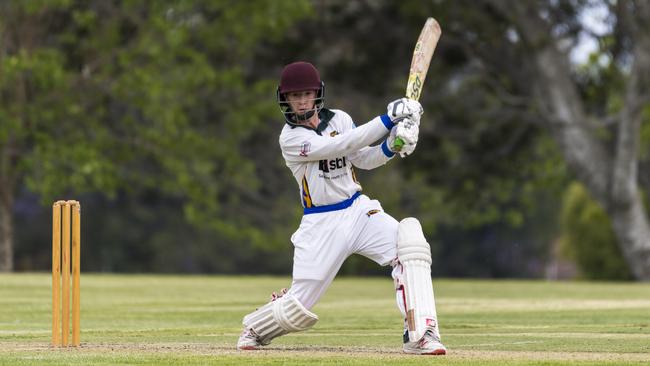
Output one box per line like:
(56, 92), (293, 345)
(2, 1), (649, 279)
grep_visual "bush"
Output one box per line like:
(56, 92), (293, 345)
(558, 182), (632, 280)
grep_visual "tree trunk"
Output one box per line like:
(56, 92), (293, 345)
(536, 48), (650, 281)
(507, 1), (650, 280)
(0, 184), (14, 272)
(610, 194), (650, 279)
(608, 1), (650, 279)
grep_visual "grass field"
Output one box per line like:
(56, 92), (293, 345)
(1, 274), (649, 365)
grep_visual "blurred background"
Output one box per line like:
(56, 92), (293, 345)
(2, 0), (649, 281)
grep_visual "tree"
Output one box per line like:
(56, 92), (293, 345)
(481, 0), (650, 279)
(402, 0), (650, 278)
(263, 0), (570, 277)
(559, 182), (631, 280)
(0, 0), (311, 271)
(268, 0), (650, 279)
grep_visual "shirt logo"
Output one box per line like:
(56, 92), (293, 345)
(330, 131), (339, 137)
(300, 141), (311, 157)
(366, 209), (381, 217)
(318, 157), (347, 173)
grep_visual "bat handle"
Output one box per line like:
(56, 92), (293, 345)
(391, 115), (409, 152)
(393, 137), (405, 151)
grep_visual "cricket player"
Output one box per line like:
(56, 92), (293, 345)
(237, 61), (446, 355)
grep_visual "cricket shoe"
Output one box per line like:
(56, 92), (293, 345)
(236, 327), (268, 350)
(402, 327), (447, 355)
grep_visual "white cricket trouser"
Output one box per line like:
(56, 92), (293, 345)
(286, 194), (399, 310)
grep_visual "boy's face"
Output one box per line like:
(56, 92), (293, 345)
(286, 90), (317, 117)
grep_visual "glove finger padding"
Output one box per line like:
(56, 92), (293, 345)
(387, 98), (423, 122)
(396, 119), (419, 157)
(396, 120), (419, 145)
(405, 99), (423, 126)
(387, 118), (419, 157)
(399, 144), (417, 157)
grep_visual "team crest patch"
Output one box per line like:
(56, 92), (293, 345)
(300, 141), (311, 157)
(330, 131), (339, 137)
(366, 209), (381, 217)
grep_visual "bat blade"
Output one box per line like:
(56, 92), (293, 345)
(394, 17), (441, 152)
(405, 17), (441, 101)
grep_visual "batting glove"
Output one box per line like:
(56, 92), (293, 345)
(386, 98), (423, 125)
(387, 117), (419, 157)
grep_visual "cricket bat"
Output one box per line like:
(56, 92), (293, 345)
(394, 17), (442, 150)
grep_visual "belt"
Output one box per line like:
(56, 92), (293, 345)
(303, 191), (361, 215)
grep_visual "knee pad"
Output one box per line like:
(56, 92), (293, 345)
(242, 293), (318, 344)
(396, 217), (439, 342)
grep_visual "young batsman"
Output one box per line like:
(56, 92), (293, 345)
(237, 61), (446, 355)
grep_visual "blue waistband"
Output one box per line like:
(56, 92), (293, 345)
(303, 191), (361, 215)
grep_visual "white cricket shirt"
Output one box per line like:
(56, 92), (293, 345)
(279, 109), (395, 213)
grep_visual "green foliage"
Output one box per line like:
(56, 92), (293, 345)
(559, 182), (632, 280)
(2, 0), (313, 269)
(7, 0), (569, 275)
(4, 0), (642, 277)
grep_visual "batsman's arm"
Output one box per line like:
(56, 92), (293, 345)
(348, 144), (395, 170)
(280, 114), (394, 162)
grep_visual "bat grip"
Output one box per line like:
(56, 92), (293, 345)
(393, 137), (405, 151)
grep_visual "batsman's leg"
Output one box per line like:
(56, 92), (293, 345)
(237, 266), (342, 350)
(393, 217), (446, 355)
(237, 292), (318, 350)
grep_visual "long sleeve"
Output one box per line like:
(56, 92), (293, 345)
(348, 143), (395, 170)
(280, 115), (393, 162)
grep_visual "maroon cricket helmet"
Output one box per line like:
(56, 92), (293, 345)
(277, 61), (325, 126)
(279, 61), (322, 93)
